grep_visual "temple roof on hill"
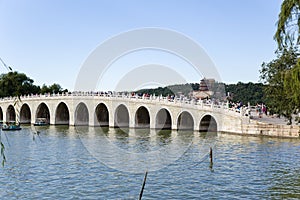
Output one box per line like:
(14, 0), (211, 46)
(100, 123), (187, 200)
(199, 79), (209, 91)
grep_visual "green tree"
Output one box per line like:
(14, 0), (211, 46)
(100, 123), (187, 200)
(284, 58), (300, 109)
(40, 84), (50, 94)
(279, 0), (300, 111)
(275, 0), (300, 49)
(225, 82), (265, 105)
(49, 83), (63, 93)
(40, 83), (67, 94)
(260, 48), (298, 124)
(0, 71), (40, 98)
(260, 0), (300, 124)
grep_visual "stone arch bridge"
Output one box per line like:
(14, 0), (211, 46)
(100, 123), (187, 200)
(0, 93), (249, 133)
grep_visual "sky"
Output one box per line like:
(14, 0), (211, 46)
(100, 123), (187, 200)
(0, 0), (283, 91)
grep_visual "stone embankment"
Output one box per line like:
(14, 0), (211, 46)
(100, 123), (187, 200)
(244, 120), (299, 138)
(230, 114), (300, 138)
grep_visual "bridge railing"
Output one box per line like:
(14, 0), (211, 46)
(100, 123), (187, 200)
(0, 92), (250, 117)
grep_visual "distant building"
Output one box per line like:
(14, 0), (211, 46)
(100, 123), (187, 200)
(192, 78), (214, 99)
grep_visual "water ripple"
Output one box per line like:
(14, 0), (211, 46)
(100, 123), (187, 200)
(0, 127), (299, 199)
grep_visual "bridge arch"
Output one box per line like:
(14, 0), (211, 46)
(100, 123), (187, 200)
(55, 102), (70, 125)
(135, 106), (150, 128)
(199, 114), (218, 132)
(20, 103), (31, 124)
(75, 102), (89, 126)
(0, 107), (3, 121)
(114, 104), (129, 128)
(95, 103), (109, 126)
(155, 108), (172, 130)
(6, 105), (16, 122)
(177, 111), (194, 131)
(36, 102), (50, 123)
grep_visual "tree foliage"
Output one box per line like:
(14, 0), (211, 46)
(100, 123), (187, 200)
(260, 48), (299, 123)
(284, 58), (300, 108)
(136, 87), (175, 97)
(275, 0), (300, 49)
(225, 82), (265, 105)
(136, 83), (199, 97)
(0, 71), (67, 98)
(260, 0), (300, 124)
(40, 83), (67, 94)
(0, 72), (40, 97)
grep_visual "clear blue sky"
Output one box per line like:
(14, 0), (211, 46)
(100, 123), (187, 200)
(0, 0), (282, 91)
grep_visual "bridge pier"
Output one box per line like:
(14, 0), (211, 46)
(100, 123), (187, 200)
(129, 120), (135, 129)
(108, 112), (114, 128)
(89, 108), (95, 126)
(2, 110), (7, 123)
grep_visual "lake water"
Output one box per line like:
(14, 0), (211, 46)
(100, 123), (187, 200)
(0, 126), (299, 199)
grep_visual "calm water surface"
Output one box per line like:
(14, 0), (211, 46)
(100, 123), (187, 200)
(0, 126), (299, 199)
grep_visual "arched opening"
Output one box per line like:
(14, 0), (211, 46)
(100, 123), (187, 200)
(114, 104), (129, 128)
(0, 107), (3, 122)
(55, 102), (70, 125)
(95, 103), (109, 126)
(200, 115), (217, 132)
(135, 106), (150, 128)
(177, 111), (194, 131)
(75, 102), (89, 126)
(6, 105), (16, 122)
(20, 104), (31, 124)
(155, 108), (172, 130)
(36, 103), (50, 124)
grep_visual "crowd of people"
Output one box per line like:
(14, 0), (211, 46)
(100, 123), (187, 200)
(255, 103), (268, 118)
(228, 101), (269, 118)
